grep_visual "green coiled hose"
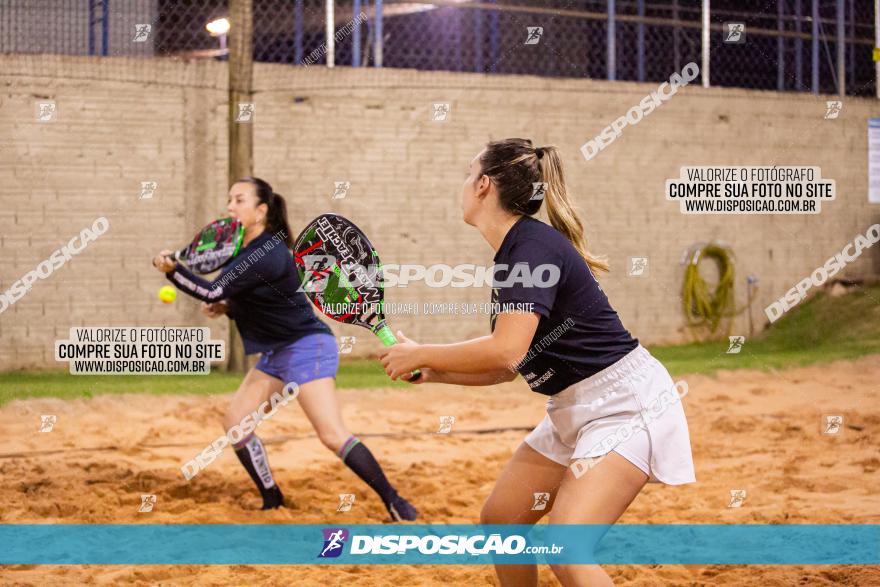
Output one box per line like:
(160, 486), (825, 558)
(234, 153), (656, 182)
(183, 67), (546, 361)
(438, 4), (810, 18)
(682, 243), (744, 337)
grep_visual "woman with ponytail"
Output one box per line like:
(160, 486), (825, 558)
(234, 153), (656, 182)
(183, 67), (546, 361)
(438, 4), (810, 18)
(379, 140), (694, 585)
(153, 177), (417, 521)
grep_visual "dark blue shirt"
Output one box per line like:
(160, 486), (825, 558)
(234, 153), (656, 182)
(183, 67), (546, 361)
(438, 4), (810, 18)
(490, 215), (639, 395)
(166, 231), (331, 354)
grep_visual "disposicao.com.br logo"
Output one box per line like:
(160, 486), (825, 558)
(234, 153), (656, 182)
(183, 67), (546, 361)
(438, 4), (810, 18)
(318, 528), (349, 558)
(317, 528), (563, 558)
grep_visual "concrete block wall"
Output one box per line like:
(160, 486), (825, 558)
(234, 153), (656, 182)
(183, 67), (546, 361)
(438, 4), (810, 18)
(0, 55), (230, 369)
(1, 54), (877, 369)
(252, 65), (880, 356)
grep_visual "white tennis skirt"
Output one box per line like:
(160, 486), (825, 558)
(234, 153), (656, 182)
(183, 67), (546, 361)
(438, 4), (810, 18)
(524, 344), (696, 485)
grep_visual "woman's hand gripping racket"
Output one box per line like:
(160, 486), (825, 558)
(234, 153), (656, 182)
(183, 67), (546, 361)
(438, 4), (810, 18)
(293, 214), (421, 382)
(163, 217), (245, 274)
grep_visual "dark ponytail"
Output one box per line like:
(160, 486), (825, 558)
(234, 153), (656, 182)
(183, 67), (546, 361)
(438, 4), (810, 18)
(237, 176), (294, 248)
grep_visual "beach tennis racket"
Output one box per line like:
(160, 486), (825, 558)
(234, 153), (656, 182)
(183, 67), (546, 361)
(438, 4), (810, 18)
(293, 213), (421, 381)
(166, 217), (244, 274)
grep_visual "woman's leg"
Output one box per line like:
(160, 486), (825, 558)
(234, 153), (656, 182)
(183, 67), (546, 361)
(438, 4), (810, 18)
(546, 452), (649, 587)
(480, 442), (568, 587)
(223, 367), (286, 509)
(297, 376), (417, 521)
(293, 377), (350, 452)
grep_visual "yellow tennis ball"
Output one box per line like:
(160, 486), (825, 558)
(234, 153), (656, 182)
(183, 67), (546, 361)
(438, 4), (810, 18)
(158, 285), (177, 304)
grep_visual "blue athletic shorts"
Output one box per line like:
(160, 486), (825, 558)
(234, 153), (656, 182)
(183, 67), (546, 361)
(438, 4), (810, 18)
(254, 333), (339, 386)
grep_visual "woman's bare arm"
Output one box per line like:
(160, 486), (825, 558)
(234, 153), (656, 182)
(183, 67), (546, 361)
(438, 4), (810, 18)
(417, 367), (518, 386)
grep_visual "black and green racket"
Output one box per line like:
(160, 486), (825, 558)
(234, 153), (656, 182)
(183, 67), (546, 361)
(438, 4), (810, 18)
(293, 213), (420, 381)
(167, 217), (244, 274)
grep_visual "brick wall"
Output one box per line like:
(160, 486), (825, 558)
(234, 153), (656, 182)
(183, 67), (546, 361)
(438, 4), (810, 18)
(0, 55), (230, 369)
(1, 55), (878, 369)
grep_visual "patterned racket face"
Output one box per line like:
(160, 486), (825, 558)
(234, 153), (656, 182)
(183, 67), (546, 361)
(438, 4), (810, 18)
(178, 217), (244, 274)
(293, 214), (385, 330)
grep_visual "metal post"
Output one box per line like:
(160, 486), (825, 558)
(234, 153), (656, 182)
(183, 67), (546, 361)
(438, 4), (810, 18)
(637, 0), (645, 82)
(100, 0), (109, 56)
(88, 0), (95, 55)
(702, 0), (710, 88)
(474, 7), (483, 73)
(294, 0), (303, 64)
(848, 0), (854, 85)
(352, 0), (361, 66)
(812, 0), (819, 94)
(375, 0), (383, 67)
(607, 0), (616, 80)
(795, 0), (803, 89)
(778, 0), (785, 91)
(361, 0), (371, 66)
(454, 9), (462, 71)
(325, 0), (335, 67)
(673, 0), (681, 72)
(836, 0), (845, 96)
(489, 0), (499, 73)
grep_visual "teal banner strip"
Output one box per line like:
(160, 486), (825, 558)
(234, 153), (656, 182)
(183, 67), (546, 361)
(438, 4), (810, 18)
(0, 524), (876, 565)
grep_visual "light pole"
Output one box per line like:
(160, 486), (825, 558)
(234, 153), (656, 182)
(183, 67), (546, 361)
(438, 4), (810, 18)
(206, 17), (231, 55)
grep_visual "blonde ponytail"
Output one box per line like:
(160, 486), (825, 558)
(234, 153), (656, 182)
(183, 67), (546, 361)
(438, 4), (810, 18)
(479, 138), (610, 274)
(539, 146), (610, 274)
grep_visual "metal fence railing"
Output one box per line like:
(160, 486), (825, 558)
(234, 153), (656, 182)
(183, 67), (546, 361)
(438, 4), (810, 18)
(1, 0), (876, 97)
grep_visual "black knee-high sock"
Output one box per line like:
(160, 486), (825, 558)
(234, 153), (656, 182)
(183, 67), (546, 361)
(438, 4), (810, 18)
(233, 434), (283, 509)
(337, 435), (398, 505)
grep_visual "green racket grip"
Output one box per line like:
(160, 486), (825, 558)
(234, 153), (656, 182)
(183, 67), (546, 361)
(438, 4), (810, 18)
(375, 323), (422, 382)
